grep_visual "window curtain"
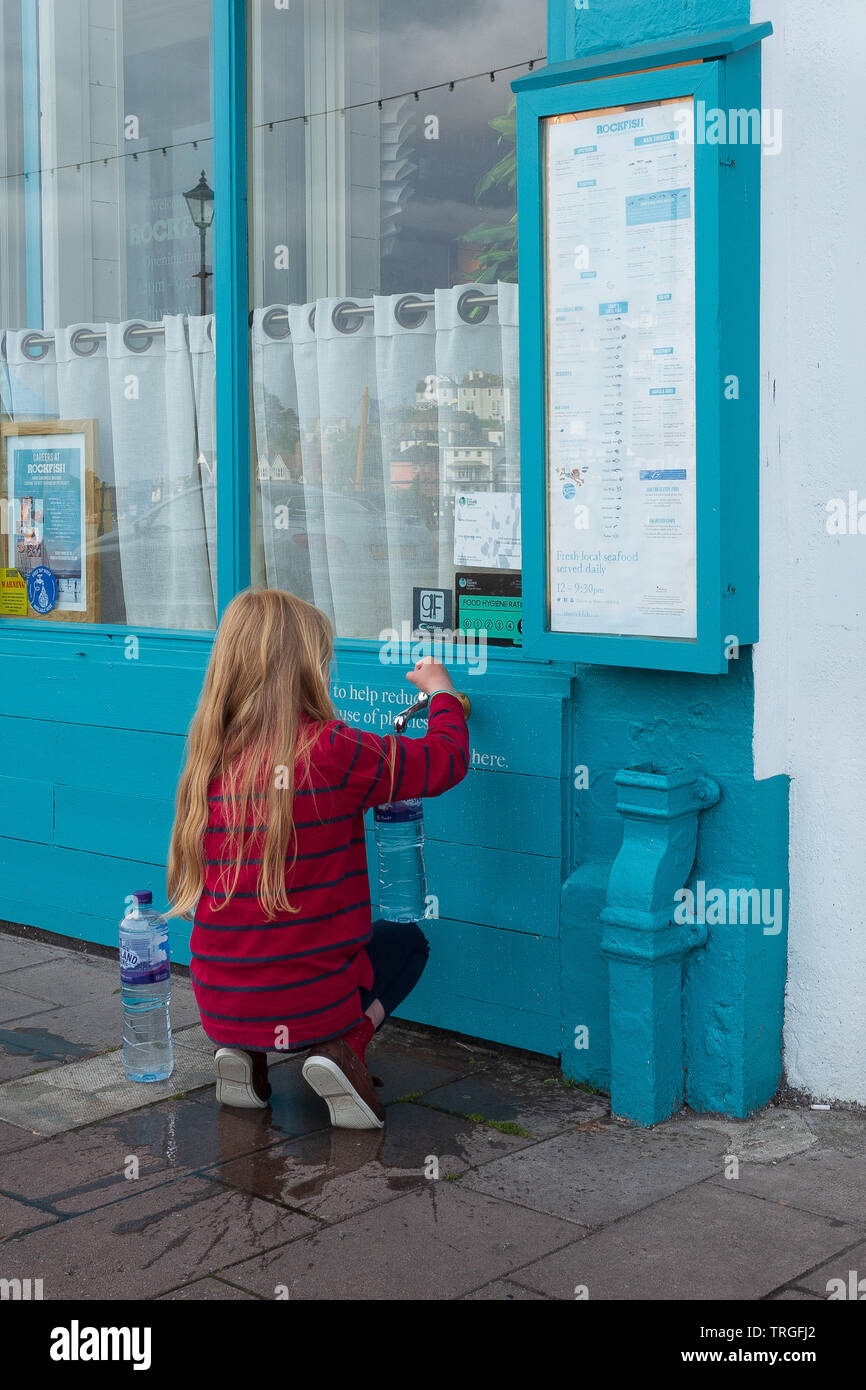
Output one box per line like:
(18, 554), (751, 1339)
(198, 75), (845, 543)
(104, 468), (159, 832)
(0, 317), (216, 630)
(251, 281), (519, 639)
(189, 314), (218, 616)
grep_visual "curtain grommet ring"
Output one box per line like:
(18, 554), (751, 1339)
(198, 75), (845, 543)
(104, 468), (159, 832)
(457, 291), (489, 325)
(0, 331), (6, 361)
(308, 306), (317, 332)
(332, 300), (365, 334)
(206, 316), (215, 344)
(394, 295), (428, 330)
(70, 328), (100, 357)
(21, 331), (52, 361)
(262, 307), (290, 340)
(123, 322), (154, 353)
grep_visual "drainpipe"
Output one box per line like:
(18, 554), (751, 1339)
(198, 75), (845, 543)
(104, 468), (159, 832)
(600, 764), (720, 1127)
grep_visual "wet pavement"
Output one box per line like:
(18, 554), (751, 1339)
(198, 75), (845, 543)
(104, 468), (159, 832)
(1, 928), (865, 1301)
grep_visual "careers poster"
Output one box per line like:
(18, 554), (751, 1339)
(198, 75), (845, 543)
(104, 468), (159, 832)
(545, 97), (697, 640)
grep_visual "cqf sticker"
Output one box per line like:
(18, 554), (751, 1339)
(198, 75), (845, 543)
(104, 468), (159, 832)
(0, 568), (28, 616)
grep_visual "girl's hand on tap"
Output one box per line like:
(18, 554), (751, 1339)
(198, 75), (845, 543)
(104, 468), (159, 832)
(406, 657), (455, 698)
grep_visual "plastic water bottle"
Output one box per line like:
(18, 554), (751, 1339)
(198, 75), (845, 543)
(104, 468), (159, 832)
(374, 799), (428, 922)
(119, 890), (173, 1082)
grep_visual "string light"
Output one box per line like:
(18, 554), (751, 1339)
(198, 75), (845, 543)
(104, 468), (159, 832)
(1, 57), (545, 181)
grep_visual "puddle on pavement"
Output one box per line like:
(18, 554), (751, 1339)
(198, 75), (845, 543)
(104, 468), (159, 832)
(208, 1105), (482, 1211)
(0, 1026), (92, 1062)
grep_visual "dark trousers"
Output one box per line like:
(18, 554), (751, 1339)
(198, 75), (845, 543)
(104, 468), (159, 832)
(359, 918), (430, 1026)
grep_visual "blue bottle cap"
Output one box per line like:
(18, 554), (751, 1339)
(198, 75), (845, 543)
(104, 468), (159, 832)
(374, 799), (424, 824)
(132, 890), (153, 905)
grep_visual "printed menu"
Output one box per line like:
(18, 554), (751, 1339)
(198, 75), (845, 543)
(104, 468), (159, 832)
(545, 97), (697, 639)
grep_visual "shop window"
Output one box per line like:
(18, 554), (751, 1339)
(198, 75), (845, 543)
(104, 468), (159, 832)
(249, 0), (545, 641)
(0, 0), (216, 629)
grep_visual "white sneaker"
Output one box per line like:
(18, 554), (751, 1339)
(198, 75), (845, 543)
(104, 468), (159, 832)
(301, 1038), (385, 1129)
(213, 1047), (271, 1108)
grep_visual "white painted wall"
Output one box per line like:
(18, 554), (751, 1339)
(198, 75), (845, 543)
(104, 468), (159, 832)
(753, 0), (866, 1101)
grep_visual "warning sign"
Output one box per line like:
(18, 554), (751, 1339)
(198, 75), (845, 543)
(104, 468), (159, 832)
(0, 567), (28, 617)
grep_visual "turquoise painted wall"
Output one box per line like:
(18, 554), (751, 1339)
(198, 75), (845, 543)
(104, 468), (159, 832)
(0, 0), (788, 1120)
(0, 628), (575, 1061)
(547, 0), (788, 1117)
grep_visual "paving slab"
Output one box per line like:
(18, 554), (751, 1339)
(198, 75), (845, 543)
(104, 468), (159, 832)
(0, 1118), (42, 1154)
(708, 1147), (866, 1227)
(509, 1181), (862, 1301)
(0, 987), (61, 1025)
(0, 1175), (312, 1300)
(158, 1277), (262, 1301)
(691, 1107), (817, 1162)
(461, 1119), (728, 1226)
(462, 1278), (551, 1300)
(802, 1106), (866, 1158)
(189, 1061), (342, 1141)
(203, 1101), (534, 1224)
(0, 937), (69, 971)
(219, 1184), (584, 1300)
(0, 1052), (67, 1084)
(363, 1033), (480, 1103)
(0, 1030), (216, 1136)
(771, 1287), (824, 1300)
(0, 1190), (59, 1239)
(417, 1059), (609, 1138)
(797, 1238), (866, 1299)
(0, 956), (121, 1007)
(0, 990), (201, 1057)
(0, 1093), (303, 1216)
(374, 1018), (505, 1071)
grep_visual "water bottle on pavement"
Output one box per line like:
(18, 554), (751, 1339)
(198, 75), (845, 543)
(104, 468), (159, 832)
(374, 799), (428, 923)
(119, 890), (173, 1082)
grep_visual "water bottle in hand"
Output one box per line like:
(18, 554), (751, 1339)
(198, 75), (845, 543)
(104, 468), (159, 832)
(119, 890), (173, 1082)
(374, 799), (427, 923)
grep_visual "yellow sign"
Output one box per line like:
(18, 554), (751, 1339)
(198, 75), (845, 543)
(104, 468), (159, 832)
(0, 567), (28, 616)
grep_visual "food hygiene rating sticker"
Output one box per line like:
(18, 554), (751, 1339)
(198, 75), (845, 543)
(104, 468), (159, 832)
(455, 571), (522, 647)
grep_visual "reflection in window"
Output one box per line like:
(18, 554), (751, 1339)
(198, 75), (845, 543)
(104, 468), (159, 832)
(250, 0), (543, 641)
(0, 0), (216, 629)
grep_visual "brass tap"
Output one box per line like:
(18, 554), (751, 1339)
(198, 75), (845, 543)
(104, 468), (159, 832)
(394, 691), (471, 733)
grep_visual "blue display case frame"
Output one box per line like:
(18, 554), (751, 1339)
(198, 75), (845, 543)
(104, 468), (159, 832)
(513, 24), (771, 674)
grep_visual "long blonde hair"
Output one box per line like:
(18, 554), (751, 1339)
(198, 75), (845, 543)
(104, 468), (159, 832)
(167, 589), (346, 920)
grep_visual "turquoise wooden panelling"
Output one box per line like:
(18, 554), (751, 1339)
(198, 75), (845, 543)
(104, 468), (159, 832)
(394, 916), (560, 1054)
(364, 831), (561, 936)
(0, 901), (122, 951)
(0, 718), (186, 795)
(0, 774), (53, 845)
(0, 652), (205, 733)
(406, 916), (558, 1016)
(423, 769), (563, 859)
(54, 786), (175, 866)
(329, 679), (571, 778)
(395, 990), (560, 1059)
(0, 837), (165, 908)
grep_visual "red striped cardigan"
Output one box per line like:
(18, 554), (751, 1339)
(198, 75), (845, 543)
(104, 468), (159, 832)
(189, 691), (469, 1052)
